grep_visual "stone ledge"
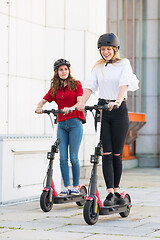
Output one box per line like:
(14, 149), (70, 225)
(0, 135), (52, 140)
(137, 154), (160, 167)
(70, 159), (138, 180)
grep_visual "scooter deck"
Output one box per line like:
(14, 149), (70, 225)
(53, 193), (85, 204)
(99, 203), (130, 215)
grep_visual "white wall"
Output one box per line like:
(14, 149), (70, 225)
(0, 137), (61, 203)
(0, 0), (106, 135)
(0, 0), (106, 202)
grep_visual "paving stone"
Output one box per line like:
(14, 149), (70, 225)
(0, 168), (160, 239)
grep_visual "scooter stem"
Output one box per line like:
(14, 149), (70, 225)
(46, 160), (53, 187)
(90, 163), (98, 195)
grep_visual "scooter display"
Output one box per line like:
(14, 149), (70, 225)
(82, 105), (132, 225)
(39, 109), (87, 212)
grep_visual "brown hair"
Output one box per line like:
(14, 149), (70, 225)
(50, 67), (78, 98)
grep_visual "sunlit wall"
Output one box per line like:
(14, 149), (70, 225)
(0, 0), (106, 136)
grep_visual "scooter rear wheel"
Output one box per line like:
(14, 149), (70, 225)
(83, 200), (99, 225)
(119, 194), (131, 218)
(40, 191), (53, 212)
(76, 186), (87, 206)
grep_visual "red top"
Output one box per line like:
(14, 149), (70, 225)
(43, 81), (84, 122)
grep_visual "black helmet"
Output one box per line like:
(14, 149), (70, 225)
(97, 33), (120, 50)
(53, 59), (71, 71)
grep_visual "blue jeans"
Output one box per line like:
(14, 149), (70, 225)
(57, 118), (83, 187)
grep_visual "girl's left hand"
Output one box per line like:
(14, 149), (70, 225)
(108, 102), (120, 111)
(63, 107), (70, 114)
(63, 107), (74, 114)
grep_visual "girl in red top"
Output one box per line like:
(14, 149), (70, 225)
(36, 59), (84, 196)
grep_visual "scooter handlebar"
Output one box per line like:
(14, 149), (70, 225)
(36, 104), (118, 115)
(75, 104), (119, 112)
(41, 109), (72, 114)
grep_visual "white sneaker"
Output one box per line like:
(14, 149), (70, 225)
(59, 188), (71, 196)
(70, 187), (80, 195)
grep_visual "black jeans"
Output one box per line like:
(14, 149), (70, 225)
(100, 101), (129, 189)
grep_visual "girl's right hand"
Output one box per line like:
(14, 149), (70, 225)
(75, 102), (86, 111)
(35, 99), (47, 114)
(108, 102), (120, 111)
(35, 107), (43, 114)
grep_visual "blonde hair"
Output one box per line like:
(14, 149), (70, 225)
(93, 47), (121, 69)
(91, 47), (121, 84)
(112, 47), (120, 60)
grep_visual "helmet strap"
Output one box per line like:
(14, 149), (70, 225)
(61, 80), (65, 92)
(59, 77), (69, 92)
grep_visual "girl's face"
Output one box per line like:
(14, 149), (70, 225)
(100, 46), (114, 61)
(58, 65), (69, 79)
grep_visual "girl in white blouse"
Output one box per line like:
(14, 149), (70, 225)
(77, 33), (139, 206)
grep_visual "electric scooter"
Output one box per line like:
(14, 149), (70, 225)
(38, 109), (87, 212)
(82, 104), (132, 225)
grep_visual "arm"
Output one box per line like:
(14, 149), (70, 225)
(75, 88), (92, 110)
(71, 95), (83, 109)
(35, 99), (47, 114)
(74, 67), (97, 110)
(63, 89), (92, 113)
(108, 85), (128, 111)
(115, 85), (128, 106)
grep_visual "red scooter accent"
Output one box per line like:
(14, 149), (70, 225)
(43, 188), (49, 192)
(120, 191), (129, 199)
(78, 184), (87, 198)
(51, 181), (58, 197)
(86, 197), (94, 201)
(96, 189), (103, 207)
(120, 191), (132, 208)
(85, 189), (103, 206)
(42, 181), (58, 197)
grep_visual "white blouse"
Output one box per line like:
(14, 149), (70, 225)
(85, 58), (139, 100)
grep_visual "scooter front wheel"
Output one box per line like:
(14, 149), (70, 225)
(83, 200), (99, 225)
(40, 191), (53, 212)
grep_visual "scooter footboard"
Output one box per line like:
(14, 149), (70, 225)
(99, 203), (129, 215)
(53, 193), (85, 204)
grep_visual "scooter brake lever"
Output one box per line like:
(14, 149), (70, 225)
(56, 138), (61, 145)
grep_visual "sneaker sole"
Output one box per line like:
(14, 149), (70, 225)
(71, 193), (80, 196)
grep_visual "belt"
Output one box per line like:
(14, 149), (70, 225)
(98, 98), (126, 105)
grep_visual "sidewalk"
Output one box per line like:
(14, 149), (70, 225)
(0, 168), (160, 240)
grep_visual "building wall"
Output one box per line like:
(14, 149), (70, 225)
(0, 0), (106, 136)
(0, 0), (106, 203)
(106, 0), (160, 166)
(158, 0), (160, 167)
(136, 0), (160, 167)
